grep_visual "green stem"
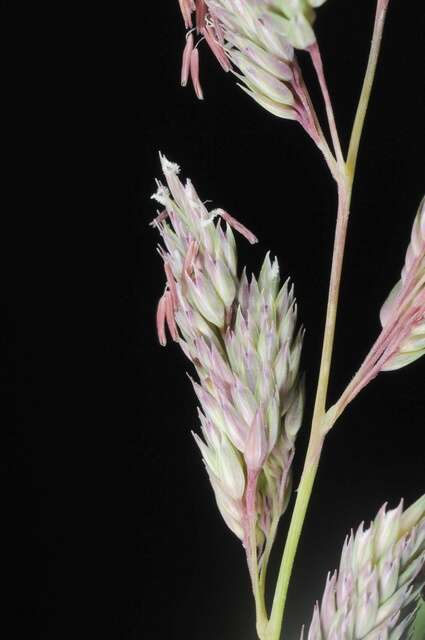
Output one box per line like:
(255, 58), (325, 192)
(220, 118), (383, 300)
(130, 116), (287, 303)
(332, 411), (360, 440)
(259, 512), (280, 602)
(262, 4), (391, 638)
(265, 176), (351, 640)
(246, 470), (269, 638)
(265, 441), (322, 640)
(347, 0), (390, 178)
(252, 530), (269, 638)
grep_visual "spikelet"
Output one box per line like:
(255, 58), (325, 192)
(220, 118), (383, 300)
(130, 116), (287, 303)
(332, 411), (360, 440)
(190, 256), (305, 549)
(303, 496), (425, 640)
(204, 0), (325, 125)
(226, 256), (305, 545)
(177, 0), (327, 134)
(177, 0), (328, 52)
(379, 197), (425, 371)
(151, 153), (257, 336)
(151, 156), (304, 553)
(207, 0), (327, 52)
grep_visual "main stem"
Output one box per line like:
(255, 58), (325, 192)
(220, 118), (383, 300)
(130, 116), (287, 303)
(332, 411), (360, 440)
(265, 176), (351, 640)
(264, 5), (390, 638)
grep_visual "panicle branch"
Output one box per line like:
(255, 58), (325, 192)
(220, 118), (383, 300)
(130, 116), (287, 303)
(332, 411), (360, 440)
(331, 197), (425, 421)
(177, 0), (336, 167)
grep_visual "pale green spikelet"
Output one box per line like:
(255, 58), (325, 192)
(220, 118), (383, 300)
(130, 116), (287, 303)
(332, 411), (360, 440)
(303, 496), (425, 639)
(380, 196), (425, 371)
(152, 157), (305, 553)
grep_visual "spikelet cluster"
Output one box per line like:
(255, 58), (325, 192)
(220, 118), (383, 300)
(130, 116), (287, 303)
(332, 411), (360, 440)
(209, 0), (327, 51)
(304, 496), (425, 640)
(205, 0), (326, 124)
(190, 257), (305, 544)
(379, 197), (425, 371)
(177, 0), (327, 132)
(152, 154), (256, 338)
(151, 156), (304, 550)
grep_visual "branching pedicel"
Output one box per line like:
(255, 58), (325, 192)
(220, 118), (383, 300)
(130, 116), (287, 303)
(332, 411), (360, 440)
(149, 1), (424, 639)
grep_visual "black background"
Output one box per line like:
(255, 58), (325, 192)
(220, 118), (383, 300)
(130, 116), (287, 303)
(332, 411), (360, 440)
(4, 1), (424, 639)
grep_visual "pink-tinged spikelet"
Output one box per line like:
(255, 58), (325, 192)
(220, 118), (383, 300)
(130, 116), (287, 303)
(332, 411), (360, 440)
(176, 0), (328, 135)
(151, 152), (256, 342)
(379, 196), (425, 371)
(335, 197), (425, 412)
(303, 495), (425, 639)
(151, 156), (305, 560)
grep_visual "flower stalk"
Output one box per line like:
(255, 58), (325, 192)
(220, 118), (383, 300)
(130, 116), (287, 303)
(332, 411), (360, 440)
(266, 171), (352, 640)
(346, 0), (390, 179)
(308, 42), (344, 170)
(329, 195), (425, 423)
(265, 3), (392, 636)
